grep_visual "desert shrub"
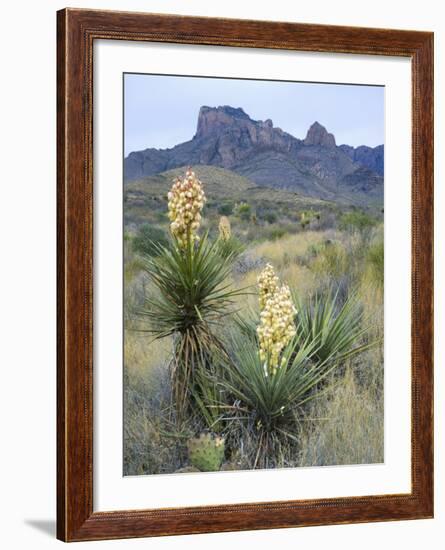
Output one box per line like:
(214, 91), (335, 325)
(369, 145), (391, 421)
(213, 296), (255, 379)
(134, 169), (248, 421)
(213, 332), (316, 468)
(214, 312), (372, 469)
(267, 227), (287, 241)
(306, 242), (326, 258)
(234, 202), (252, 221)
(264, 211), (278, 224)
(339, 210), (377, 233)
(123, 363), (185, 475)
(132, 224), (169, 257)
(299, 209), (321, 230)
(218, 202), (234, 216)
(232, 251), (265, 275)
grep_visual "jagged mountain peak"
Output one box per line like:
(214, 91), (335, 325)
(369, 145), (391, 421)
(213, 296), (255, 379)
(199, 105), (250, 119)
(304, 121), (336, 148)
(195, 104), (278, 140)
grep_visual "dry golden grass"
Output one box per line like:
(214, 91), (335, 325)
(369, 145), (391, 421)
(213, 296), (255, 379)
(124, 330), (172, 378)
(298, 365), (384, 467)
(253, 230), (326, 267)
(231, 230), (330, 311)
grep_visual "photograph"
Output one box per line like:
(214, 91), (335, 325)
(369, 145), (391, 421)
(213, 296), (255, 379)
(122, 73), (385, 476)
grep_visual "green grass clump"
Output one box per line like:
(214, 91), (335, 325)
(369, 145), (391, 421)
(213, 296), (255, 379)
(339, 210), (377, 233)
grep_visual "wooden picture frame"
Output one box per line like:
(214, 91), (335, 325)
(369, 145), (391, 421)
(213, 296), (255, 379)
(57, 8), (434, 542)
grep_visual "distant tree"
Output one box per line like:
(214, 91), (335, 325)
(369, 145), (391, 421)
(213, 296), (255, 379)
(265, 211), (278, 224)
(218, 203), (234, 216)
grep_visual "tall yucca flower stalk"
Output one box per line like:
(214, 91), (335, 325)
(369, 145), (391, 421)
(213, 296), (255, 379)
(256, 264), (297, 376)
(168, 168), (205, 247)
(215, 215), (244, 260)
(218, 216), (231, 240)
(137, 170), (245, 420)
(257, 263), (280, 310)
(257, 283), (297, 375)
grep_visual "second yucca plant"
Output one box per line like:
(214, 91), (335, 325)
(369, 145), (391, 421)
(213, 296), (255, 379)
(214, 264), (375, 468)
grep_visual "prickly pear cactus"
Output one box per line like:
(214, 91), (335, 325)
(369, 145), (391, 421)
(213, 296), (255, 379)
(187, 433), (225, 472)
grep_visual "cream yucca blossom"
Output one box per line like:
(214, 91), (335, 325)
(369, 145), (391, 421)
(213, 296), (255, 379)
(257, 263), (280, 310)
(218, 216), (231, 241)
(257, 283), (297, 376)
(167, 169), (206, 247)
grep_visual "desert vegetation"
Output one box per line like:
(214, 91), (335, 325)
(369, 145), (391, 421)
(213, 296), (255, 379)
(123, 167), (384, 476)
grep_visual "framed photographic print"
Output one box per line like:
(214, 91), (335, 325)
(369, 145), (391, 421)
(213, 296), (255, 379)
(57, 8), (434, 542)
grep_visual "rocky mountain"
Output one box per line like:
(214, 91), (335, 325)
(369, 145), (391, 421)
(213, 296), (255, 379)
(339, 144), (384, 176)
(124, 105), (384, 205)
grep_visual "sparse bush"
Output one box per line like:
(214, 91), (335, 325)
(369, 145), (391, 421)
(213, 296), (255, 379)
(265, 212), (278, 224)
(132, 224), (169, 257)
(218, 202), (234, 216)
(268, 227), (286, 241)
(233, 252), (265, 275)
(339, 210), (377, 233)
(234, 202), (252, 221)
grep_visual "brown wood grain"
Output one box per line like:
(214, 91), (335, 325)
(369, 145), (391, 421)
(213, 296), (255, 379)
(57, 8), (434, 542)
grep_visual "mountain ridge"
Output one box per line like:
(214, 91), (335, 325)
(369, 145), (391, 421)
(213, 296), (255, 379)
(124, 105), (383, 204)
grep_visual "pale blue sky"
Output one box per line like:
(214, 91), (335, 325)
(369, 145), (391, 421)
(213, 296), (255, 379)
(124, 73), (384, 156)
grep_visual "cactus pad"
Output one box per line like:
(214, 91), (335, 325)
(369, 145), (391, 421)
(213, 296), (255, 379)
(187, 433), (225, 472)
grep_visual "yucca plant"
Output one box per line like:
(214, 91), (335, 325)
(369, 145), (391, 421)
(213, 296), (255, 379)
(293, 289), (374, 364)
(211, 281), (377, 467)
(137, 232), (246, 420)
(215, 329), (343, 468)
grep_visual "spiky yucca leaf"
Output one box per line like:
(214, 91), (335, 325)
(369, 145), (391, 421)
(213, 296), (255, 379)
(293, 289), (375, 364)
